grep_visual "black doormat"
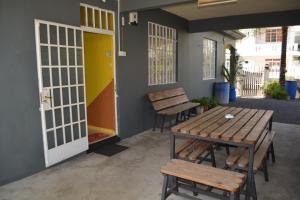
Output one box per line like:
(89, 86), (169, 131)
(93, 144), (128, 156)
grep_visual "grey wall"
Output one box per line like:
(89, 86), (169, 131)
(118, 9), (234, 138)
(0, 0), (118, 186)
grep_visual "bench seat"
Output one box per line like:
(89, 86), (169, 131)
(176, 139), (211, 162)
(161, 159), (245, 193)
(158, 102), (199, 116)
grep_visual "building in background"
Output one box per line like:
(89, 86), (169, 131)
(236, 26), (300, 79)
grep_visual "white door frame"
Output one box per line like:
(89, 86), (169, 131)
(80, 3), (119, 136)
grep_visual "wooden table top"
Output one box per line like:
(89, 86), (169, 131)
(171, 106), (274, 145)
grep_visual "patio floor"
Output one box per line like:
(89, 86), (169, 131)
(0, 122), (300, 200)
(230, 98), (300, 125)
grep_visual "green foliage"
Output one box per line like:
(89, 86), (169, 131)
(192, 97), (219, 108)
(222, 46), (243, 86)
(264, 81), (288, 100)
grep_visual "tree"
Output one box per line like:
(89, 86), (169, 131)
(279, 26), (288, 87)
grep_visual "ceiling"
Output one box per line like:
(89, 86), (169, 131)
(162, 0), (300, 21)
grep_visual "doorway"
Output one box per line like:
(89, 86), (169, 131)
(84, 32), (117, 144)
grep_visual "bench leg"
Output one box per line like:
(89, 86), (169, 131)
(161, 115), (166, 133)
(153, 114), (158, 131)
(234, 190), (240, 200)
(161, 175), (169, 200)
(252, 176), (258, 200)
(225, 145), (230, 155)
(270, 142), (276, 163)
(210, 145), (217, 167)
(263, 157), (269, 182)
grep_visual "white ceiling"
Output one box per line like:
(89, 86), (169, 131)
(162, 0), (300, 21)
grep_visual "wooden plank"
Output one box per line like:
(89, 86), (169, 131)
(161, 159), (245, 192)
(158, 102), (199, 115)
(180, 107), (230, 134)
(244, 110), (274, 144)
(178, 140), (199, 158)
(152, 94), (189, 111)
(221, 109), (258, 141)
(238, 131), (275, 169)
(188, 142), (210, 161)
(148, 87), (185, 102)
(171, 106), (223, 132)
(209, 108), (251, 139)
(226, 148), (246, 166)
(232, 110), (266, 142)
(189, 107), (237, 135)
(199, 107), (243, 137)
(175, 139), (194, 154)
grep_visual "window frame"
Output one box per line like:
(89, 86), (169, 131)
(148, 22), (177, 86)
(202, 38), (217, 80)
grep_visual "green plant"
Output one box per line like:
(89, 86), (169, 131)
(209, 97), (219, 109)
(264, 81), (288, 100)
(192, 97), (210, 107)
(222, 46), (243, 86)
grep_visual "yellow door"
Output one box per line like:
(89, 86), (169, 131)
(84, 32), (116, 143)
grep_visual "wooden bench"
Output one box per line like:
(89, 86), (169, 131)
(160, 159), (245, 200)
(176, 139), (216, 167)
(226, 130), (276, 182)
(148, 88), (200, 132)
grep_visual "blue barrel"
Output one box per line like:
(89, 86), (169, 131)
(285, 80), (297, 100)
(214, 82), (229, 105)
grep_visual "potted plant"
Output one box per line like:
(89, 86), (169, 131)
(192, 97), (210, 112)
(222, 45), (243, 102)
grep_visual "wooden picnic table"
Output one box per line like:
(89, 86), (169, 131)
(169, 106), (274, 200)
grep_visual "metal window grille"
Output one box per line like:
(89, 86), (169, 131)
(148, 22), (177, 86)
(203, 39), (217, 80)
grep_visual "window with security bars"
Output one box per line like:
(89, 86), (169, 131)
(148, 22), (177, 85)
(203, 39), (217, 80)
(265, 28), (282, 43)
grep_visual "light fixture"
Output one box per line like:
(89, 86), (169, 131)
(198, 0), (238, 8)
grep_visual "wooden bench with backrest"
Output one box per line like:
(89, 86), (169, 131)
(175, 139), (216, 167)
(226, 130), (276, 182)
(148, 87), (199, 132)
(160, 159), (245, 200)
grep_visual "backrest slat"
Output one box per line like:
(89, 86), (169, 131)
(148, 88), (185, 102)
(152, 94), (189, 111)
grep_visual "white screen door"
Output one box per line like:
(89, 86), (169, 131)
(35, 20), (88, 167)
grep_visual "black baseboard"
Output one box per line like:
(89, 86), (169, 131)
(88, 135), (121, 153)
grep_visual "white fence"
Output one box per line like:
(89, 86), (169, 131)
(238, 70), (264, 97)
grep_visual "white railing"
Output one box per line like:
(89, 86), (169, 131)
(239, 70), (264, 97)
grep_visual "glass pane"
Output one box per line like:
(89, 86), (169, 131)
(59, 27), (66, 45)
(69, 68), (76, 85)
(73, 123), (80, 140)
(64, 106), (71, 124)
(49, 25), (57, 45)
(55, 108), (62, 127)
(52, 68), (59, 86)
(68, 28), (74, 46)
(95, 10), (100, 28)
(76, 30), (82, 47)
(79, 104), (85, 120)
(47, 131), (55, 149)
(61, 68), (68, 85)
(101, 11), (107, 29)
(60, 47), (67, 66)
(72, 105), (78, 122)
(39, 24), (48, 44)
(45, 110), (53, 129)
(78, 86), (84, 103)
(51, 47), (58, 66)
(62, 87), (69, 105)
(42, 68), (50, 87)
(65, 125), (72, 143)
(56, 128), (64, 146)
(80, 122), (87, 138)
(53, 88), (61, 107)
(77, 68), (83, 84)
(87, 8), (93, 27)
(80, 6), (86, 26)
(108, 12), (114, 31)
(69, 48), (75, 66)
(41, 46), (49, 66)
(71, 87), (77, 104)
(77, 49), (83, 66)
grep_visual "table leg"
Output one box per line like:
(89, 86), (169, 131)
(246, 144), (255, 200)
(170, 134), (175, 159)
(269, 116), (273, 131)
